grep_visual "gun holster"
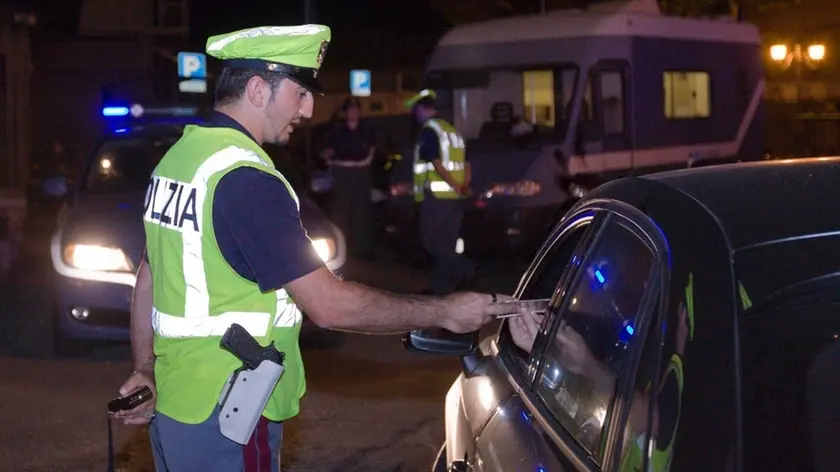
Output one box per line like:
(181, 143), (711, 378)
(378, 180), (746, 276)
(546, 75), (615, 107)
(218, 359), (285, 445)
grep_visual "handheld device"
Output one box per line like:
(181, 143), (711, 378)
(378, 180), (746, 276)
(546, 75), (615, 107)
(107, 386), (153, 413)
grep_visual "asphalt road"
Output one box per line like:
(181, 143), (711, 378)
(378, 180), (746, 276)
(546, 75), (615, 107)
(0, 206), (528, 472)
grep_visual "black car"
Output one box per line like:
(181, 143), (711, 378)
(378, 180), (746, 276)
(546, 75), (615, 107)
(406, 157), (840, 472)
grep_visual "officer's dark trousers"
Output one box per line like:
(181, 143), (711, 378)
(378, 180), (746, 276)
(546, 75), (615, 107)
(149, 404), (283, 472)
(331, 165), (373, 256)
(419, 196), (476, 295)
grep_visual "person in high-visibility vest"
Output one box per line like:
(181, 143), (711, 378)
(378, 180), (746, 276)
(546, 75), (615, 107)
(407, 90), (476, 295)
(109, 26), (524, 472)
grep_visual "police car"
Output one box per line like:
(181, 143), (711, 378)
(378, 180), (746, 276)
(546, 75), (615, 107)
(48, 104), (346, 355)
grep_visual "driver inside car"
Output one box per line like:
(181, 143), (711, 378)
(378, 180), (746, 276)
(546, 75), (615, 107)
(509, 286), (690, 472)
(508, 246), (659, 456)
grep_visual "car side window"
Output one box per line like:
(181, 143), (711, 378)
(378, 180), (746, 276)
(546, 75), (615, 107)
(499, 218), (590, 367)
(534, 219), (656, 461)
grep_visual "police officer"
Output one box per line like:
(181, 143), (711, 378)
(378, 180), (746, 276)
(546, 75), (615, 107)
(408, 89), (476, 295)
(111, 25), (522, 472)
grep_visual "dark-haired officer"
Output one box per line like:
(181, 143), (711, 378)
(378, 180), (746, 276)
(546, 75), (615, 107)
(111, 25), (521, 472)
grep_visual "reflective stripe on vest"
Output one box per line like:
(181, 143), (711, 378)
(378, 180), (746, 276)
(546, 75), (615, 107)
(412, 118), (466, 201)
(152, 291), (301, 338)
(413, 161), (465, 173)
(144, 145), (301, 339)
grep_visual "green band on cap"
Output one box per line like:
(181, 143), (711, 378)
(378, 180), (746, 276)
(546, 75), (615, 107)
(404, 89), (437, 108)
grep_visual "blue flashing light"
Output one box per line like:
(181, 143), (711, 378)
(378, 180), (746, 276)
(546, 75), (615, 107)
(626, 324), (634, 335)
(594, 270), (605, 284)
(521, 411), (529, 421)
(102, 106), (130, 117)
(114, 128), (128, 134)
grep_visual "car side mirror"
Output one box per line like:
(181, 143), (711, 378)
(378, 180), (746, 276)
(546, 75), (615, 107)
(42, 175), (68, 198)
(402, 328), (479, 356)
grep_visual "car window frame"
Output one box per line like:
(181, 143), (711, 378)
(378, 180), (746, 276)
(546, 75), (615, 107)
(495, 198), (671, 471)
(496, 209), (598, 376)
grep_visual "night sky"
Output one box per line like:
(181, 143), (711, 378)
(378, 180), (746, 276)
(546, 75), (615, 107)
(13, 0), (452, 68)
(15, 0), (452, 38)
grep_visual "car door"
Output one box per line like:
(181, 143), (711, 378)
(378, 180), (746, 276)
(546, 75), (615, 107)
(474, 201), (669, 472)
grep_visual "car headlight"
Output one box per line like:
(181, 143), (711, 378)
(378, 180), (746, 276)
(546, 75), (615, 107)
(311, 238), (336, 262)
(483, 180), (541, 198)
(63, 244), (132, 272)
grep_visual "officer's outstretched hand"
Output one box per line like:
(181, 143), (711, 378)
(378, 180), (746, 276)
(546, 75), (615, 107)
(441, 292), (517, 333)
(112, 370), (157, 425)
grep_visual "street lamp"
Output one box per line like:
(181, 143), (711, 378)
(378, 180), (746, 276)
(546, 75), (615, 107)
(808, 44), (826, 62)
(769, 43), (827, 71)
(768, 42), (826, 102)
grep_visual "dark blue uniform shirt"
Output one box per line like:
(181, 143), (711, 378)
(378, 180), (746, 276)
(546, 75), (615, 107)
(145, 112), (323, 293)
(417, 127), (440, 163)
(326, 121), (375, 162)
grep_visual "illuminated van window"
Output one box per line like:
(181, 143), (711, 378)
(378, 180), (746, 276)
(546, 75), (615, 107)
(663, 71), (711, 119)
(523, 70), (555, 127)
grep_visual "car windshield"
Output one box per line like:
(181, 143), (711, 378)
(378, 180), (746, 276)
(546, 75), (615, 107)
(83, 132), (307, 194)
(423, 65), (579, 150)
(84, 135), (179, 194)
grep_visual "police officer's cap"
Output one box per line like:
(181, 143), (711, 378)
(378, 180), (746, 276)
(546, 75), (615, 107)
(405, 89), (437, 109)
(206, 25), (331, 95)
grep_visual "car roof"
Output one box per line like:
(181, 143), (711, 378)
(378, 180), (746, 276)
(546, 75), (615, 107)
(643, 157), (840, 252)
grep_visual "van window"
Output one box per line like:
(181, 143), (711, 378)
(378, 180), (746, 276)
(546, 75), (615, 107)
(523, 70), (555, 127)
(534, 220), (656, 462)
(600, 71), (625, 134)
(581, 78), (594, 123)
(663, 71), (711, 119)
(426, 66), (579, 149)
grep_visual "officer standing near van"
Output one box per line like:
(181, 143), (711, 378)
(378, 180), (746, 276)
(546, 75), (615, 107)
(112, 25), (521, 472)
(408, 89), (476, 295)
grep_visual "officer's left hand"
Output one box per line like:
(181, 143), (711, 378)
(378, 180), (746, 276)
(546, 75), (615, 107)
(112, 370), (157, 425)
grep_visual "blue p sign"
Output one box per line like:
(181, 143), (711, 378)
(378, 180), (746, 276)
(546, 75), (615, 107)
(350, 70), (371, 97)
(178, 52), (207, 79)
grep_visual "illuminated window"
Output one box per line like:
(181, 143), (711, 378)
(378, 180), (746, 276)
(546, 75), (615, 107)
(523, 70), (555, 127)
(663, 71), (711, 119)
(600, 71), (625, 134)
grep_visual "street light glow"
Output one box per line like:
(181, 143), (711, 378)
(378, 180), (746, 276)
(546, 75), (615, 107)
(770, 44), (788, 62)
(808, 44), (826, 61)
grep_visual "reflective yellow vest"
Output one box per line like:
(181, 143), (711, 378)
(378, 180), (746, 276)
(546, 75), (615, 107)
(144, 125), (306, 425)
(412, 118), (466, 203)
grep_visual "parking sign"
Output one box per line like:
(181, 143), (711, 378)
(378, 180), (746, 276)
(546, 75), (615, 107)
(178, 52), (207, 79)
(350, 70), (371, 97)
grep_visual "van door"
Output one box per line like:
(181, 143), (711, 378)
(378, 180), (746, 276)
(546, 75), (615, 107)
(574, 61), (632, 175)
